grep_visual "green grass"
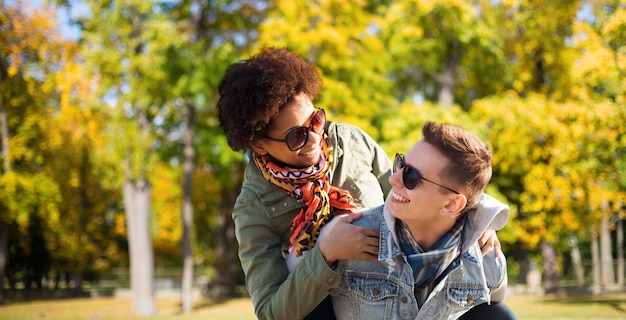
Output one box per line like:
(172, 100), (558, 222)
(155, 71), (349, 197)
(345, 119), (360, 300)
(1, 293), (625, 319)
(507, 293), (626, 320)
(0, 297), (255, 320)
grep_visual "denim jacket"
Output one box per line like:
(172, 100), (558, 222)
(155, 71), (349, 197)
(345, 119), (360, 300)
(329, 194), (510, 320)
(233, 121), (393, 320)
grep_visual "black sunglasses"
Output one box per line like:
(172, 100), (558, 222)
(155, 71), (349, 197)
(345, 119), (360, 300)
(264, 108), (326, 151)
(393, 153), (460, 194)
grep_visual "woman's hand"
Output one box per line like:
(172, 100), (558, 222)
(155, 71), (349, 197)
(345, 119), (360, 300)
(318, 212), (379, 266)
(478, 229), (501, 257)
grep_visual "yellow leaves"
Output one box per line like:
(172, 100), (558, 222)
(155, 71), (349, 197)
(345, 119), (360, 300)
(0, 1), (128, 274)
(415, 0), (468, 13)
(602, 7), (626, 47)
(261, 0), (380, 61)
(522, 165), (581, 234)
(151, 162), (182, 242)
(557, 209), (580, 232)
(470, 88), (626, 250)
(115, 214), (127, 236)
(1, 2), (63, 78)
(588, 186), (617, 212)
(572, 25), (616, 88)
(519, 212), (547, 248)
(70, 169), (80, 188)
(571, 11), (626, 102)
(0, 171), (60, 230)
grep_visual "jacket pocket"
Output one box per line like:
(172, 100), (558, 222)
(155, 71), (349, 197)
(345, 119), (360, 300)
(342, 274), (399, 320)
(446, 287), (489, 308)
(346, 274), (399, 300)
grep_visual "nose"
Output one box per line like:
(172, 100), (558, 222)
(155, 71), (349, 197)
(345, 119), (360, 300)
(306, 129), (323, 146)
(388, 169), (403, 188)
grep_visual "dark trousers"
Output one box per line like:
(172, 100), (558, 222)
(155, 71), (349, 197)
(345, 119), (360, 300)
(459, 301), (517, 320)
(305, 297), (516, 320)
(304, 295), (336, 320)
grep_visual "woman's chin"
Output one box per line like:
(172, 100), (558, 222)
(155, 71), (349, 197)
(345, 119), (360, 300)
(299, 147), (321, 165)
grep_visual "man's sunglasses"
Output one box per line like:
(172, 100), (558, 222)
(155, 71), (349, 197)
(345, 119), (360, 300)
(393, 153), (460, 194)
(264, 108), (326, 151)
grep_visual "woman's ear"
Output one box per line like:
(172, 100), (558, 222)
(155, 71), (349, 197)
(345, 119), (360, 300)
(442, 194), (467, 216)
(251, 140), (269, 155)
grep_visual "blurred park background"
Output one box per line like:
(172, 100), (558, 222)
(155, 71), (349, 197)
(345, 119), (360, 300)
(1, 0), (625, 317)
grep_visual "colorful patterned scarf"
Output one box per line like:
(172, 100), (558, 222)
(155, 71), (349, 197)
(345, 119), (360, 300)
(397, 216), (465, 307)
(253, 137), (356, 256)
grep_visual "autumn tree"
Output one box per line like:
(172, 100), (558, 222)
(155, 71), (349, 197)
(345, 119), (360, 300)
(498, 0), (579, 99)
(380, 0), (508, 108)
(158, 0), (268, 308)
(0, 1), (63, 302)
(569, 0), (626, 290)
(77, 1), (183, 315)
(1, 0), (120, 301)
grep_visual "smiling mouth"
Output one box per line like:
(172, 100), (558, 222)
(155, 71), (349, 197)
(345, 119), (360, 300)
(300, 147), (319, 156)
(392, 192), (409, 203)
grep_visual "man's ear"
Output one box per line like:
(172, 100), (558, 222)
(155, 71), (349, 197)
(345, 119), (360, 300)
(251, 140), (269, 155)
(442, 194), (467, 216)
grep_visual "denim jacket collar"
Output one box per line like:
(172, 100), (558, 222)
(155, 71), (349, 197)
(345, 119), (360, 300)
(378, 195), (402, 269)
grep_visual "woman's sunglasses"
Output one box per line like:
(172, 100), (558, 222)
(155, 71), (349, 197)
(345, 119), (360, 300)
(264, 108), (326, 151)
(393, 153), (460, 194)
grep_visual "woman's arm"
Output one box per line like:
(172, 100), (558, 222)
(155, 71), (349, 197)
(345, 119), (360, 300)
(234, 195), (337, 319)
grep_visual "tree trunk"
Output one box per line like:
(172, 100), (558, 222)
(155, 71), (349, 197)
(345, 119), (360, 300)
(600, 206), (615, 287)
(0, 222), (7, 304)
(517, 245), (529, 285)
(0, 103), (9, 304)
(123, 179), (155, 316)
(541, 241), (559, 294)
(616, 218), (624, 287)
(72, 271), (83, 292)
(181, 102), (196, 313)
(1, 103), (8, 174)
(436, 40), (460, 107)
(211, 180), (241, 299)
(591, 227), (601, 294)
(567, 233), (585, 287)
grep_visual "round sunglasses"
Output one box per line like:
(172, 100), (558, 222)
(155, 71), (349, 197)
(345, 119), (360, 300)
(393, 153), (460, 194)
(264, 108), (326, 151)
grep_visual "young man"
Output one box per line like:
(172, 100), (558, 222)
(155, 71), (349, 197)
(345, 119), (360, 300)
(328, 121), (516, 319)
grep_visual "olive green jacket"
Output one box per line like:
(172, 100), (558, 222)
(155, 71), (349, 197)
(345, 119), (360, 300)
(233, 121), (393, 320)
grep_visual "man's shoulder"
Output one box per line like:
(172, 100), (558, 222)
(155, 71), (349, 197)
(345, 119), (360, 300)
(351, 206), (384, 229)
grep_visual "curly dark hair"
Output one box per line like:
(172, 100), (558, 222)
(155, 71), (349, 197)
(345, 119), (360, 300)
(217, 47), (322, 151)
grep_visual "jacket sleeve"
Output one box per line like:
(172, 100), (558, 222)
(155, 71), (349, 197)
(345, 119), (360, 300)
(331, 123), (393, 206)
(486, 250), (508, 302)
(233, 190), (341, 320)
(490, 275), (507, 302)
(361, 128), (393, 198)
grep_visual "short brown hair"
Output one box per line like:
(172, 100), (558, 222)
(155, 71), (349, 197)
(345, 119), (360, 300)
(422, 121), (492, 210)
(217, 47), (322, 151)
